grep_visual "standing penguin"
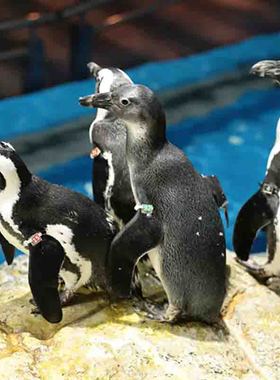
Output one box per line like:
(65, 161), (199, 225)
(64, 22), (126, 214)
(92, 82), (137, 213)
(87, 62), (135, 227)
(86, 62), (229, 226)
(0, 142), (114, 323)
(79, 85), (226, 324)
(233, 117), (280, 280)
(233, 60), (280, 280)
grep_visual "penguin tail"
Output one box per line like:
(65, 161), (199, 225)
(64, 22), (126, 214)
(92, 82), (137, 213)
(233, 188), (279, 261)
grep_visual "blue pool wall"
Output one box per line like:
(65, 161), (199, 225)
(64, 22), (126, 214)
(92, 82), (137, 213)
(1, 32), (280, 262)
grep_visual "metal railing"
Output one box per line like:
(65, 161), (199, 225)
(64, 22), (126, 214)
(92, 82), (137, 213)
(0, 0), (181, 93)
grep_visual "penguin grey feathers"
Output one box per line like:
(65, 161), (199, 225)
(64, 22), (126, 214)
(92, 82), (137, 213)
(79, 84), (227, 324)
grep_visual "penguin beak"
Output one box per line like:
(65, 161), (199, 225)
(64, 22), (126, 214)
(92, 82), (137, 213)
(79, 92), (112, 109)
(87, 62), (102, 77)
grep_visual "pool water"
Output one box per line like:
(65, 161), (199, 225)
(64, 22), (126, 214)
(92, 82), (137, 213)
(2, 32), (280, 263)
(37, 86), (280, 256)
(1, 89), (278, 265)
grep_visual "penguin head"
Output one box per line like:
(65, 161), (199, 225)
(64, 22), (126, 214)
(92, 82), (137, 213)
(80, 84), (166, 140)
(250, 60), (280, 83)
(0, 142), (31, 191)
(88, 61), (133, 94)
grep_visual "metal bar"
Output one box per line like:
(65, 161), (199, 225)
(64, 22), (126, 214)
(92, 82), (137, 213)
(97, 0), (180, 30)
(0, 47), (27, 61)
(0, 0), (113, 32)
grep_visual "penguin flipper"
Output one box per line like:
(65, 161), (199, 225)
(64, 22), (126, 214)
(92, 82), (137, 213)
(28, 235), (65, 323)
(107, 211), (163, 299)
(233, 189), (279, 261)
(0, 232), (15, 265)
(204, 175), (229, 226)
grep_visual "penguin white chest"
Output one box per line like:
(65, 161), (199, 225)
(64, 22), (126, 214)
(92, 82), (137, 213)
(46, 224), (92, 289)
(265, 205), (280, 276)
(102, 151), (124, 229)
(0, 223), (28, 254)
(0, 156), (28, 254)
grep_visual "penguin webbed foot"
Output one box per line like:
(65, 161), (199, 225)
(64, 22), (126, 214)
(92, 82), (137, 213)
(31, 305), (41, 315)
(59, 289), (75, 306)
(266, 277), (280, 293)
(132, 297), (166, 322)
(235, 256), (269, 280)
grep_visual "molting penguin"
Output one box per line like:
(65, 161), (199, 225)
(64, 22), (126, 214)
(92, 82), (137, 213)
(233, 117), (280, 280)
(79, 85), (227, 323)
(0, 142), (114, 323)
(86, 62), (135, 227)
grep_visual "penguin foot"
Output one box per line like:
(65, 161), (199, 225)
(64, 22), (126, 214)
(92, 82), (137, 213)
(163, 304), (182, 324)
(266, 277), (280, 293)
(59, 289), (75, 306)
(132, 298), (166, 321)
(31, 306), (41, 315)
(29, 298), (36, 306)
(235, 257), (269, 278)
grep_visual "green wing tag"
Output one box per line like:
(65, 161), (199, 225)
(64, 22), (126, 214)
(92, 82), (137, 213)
(134, 203), (154, 217)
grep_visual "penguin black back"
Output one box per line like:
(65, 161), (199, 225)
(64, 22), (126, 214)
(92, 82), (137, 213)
(0, 142), (114, 323)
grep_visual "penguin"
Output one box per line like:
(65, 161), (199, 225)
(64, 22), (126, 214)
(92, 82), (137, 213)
(250, 60), (280, 84)
(233, 117), (280, 280)
(86, 62), (160, 296)
(87, 62), (135, 227)
(79, 85), (227, 324)
(0, 142), (114, 323)
(87, 62), (229, 226)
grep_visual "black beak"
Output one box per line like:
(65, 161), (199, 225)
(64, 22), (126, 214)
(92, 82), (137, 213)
(79, 92), (112, 109)
(87, 62), (102, 77)
(28, 235), (65, 323)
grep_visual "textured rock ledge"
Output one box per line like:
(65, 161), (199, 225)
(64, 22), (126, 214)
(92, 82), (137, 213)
(0, 253), (279, 380)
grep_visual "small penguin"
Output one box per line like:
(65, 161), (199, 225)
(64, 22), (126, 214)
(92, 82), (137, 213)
(233, 117), (280, 280)
(79, 85), (227, 324)
(0, 142), (114, 323)
(251, 60), (280, 84)
(87, 62), (135, 227)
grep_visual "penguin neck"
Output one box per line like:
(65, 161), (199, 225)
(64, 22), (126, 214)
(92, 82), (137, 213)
(0, 156), (30, 221)
(125, 120), (166, 168)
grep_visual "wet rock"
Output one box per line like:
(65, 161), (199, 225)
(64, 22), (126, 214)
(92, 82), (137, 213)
(0, 253), (278, 379)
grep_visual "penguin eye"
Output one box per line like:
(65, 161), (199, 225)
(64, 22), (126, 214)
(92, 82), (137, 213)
(120, 98), (130, 106)
(0, 173), (6, 190)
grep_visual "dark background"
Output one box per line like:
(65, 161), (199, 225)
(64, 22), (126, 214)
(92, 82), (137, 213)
(0, 0), (280, 98)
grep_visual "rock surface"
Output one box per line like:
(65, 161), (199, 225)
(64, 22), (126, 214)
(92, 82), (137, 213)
(0, 253), (279, 380)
